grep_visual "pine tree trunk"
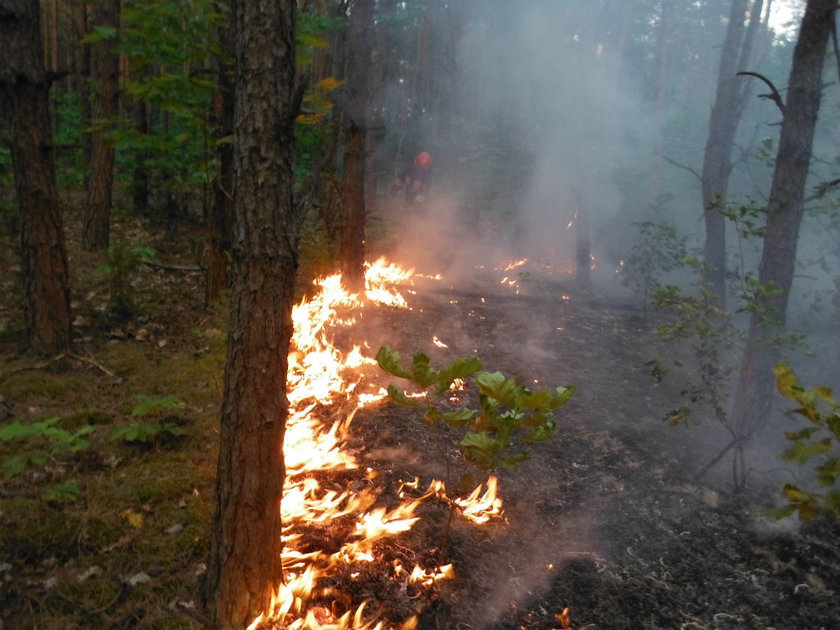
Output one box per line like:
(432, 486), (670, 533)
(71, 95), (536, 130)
(0, 0), (73, 355)
(82, 0), (120, 251)
(202, 0), (300, 626)
(338, 0), (373, 290)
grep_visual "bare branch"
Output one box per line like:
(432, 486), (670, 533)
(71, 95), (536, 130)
(805, 177), (840, 201)
(737, 71), (786, 115)
(662, 156), (702, 182)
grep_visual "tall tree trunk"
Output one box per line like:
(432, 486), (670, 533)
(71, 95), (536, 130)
(202, 0), (300, 627)
(0, 0), (73, 355)
(205, 8), (235, 306)
(82, 0), (120, 251)
(131, 95), (150, 214)
(338, 0), (373, 290)
(649, 0), (676, 210)
(80, 1), (92, 167)
(700, 0), (752, 305)
(729, 0), (833, 487)
(575, 196), (591, 288)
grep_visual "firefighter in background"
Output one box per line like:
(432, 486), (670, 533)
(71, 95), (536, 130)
(390, 151), (432, 205)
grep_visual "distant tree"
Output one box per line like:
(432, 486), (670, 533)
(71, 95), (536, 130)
(205, 2), (235, 306)
(700, 0), (766, 304)
(338, 0), (373, 289)
(201, 0), (300, 627)
(729, 0), (835, 487)
(82, 0), (120, 251)
(0, 0), (73, 355)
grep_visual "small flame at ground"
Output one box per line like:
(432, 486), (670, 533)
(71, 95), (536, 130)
(454, 476), (503, 525)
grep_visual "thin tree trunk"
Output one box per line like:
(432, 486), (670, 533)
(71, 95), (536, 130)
(729, 0), (834, 484)
(700, 0), (751, 305)
(575, 196), (591, 288)
(131, 95), (150, 214)
(202, 0), (300, 626)
(205, 8), (235, 306)
(649, 0), (676, 209)
(82, 0), (120, 251)
(339, 0), (373, 290)
(0, 0), (73, 355)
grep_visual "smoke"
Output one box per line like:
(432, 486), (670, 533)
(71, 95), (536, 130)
(452, 2), (658, 274)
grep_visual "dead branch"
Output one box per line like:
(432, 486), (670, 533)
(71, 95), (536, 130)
(0, 351), (117, 383)
(662, 156), (702, 182)
(141, 259), (203, 272)
(736, 71), (785, 115)
(806, 177), (840, 201)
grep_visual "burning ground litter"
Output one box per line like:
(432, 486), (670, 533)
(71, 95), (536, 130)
(257, 258), (513, 629)
(274, 257), (840, 630)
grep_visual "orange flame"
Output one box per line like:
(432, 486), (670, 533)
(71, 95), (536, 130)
(248, 258), (505, 630)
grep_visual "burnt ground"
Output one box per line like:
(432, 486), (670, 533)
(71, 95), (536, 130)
(343, 271), (840, 630)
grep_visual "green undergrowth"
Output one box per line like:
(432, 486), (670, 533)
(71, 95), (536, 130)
(0, 276), (226, 628)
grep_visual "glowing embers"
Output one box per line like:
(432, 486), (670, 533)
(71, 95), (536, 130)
(432, 335), (448, 348)
(501, 258), (528, 271)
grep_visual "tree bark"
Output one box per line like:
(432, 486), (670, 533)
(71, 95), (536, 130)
(0, 0), (73, 356)
(338, 0), (373, 290)
(82, 0), (120, 251)
(729, 0), (834, 483)
(202, 0), (300, 627)
(649, 0), (676, 208)
(700, 0), (752, 305)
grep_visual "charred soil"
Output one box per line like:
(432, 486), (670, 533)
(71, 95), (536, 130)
(347, 276), (840, 630)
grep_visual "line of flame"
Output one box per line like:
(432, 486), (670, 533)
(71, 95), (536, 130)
(248, 257), (502, 629)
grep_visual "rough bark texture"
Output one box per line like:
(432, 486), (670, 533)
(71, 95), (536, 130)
(0, 0), (73, 355)
(82, 0), (120, 251)
(730, 0), (833, 482)
(202, 0), (300, 627)
(700, 0), (750, 304)
(338, 0), (373, 291)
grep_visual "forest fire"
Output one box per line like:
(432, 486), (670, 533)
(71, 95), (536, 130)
(253, 258), (505, 629)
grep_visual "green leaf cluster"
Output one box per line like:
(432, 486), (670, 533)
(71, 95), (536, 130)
(376, 346), (574, 472)
(109, 394), (188, 448)
(0, 417), (93, 480)
(771, 362), (840, 522)
(619, 221), (689, 310)
(131, 394), (187, 417)
(101, 0), (225, 217)
(716, 200), (768, 240)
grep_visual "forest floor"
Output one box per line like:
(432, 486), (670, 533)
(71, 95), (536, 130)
(1, 206), (839, 630)
(350, 270), (840, 630)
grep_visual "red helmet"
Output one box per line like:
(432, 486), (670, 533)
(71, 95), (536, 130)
(415, 151), (432, 168)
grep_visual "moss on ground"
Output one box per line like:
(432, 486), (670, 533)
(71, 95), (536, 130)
(0, 210), (226, 629)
